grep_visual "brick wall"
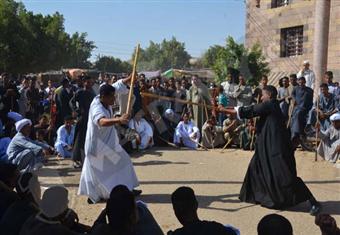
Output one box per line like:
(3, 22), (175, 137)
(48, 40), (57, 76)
(246, 0), (314, 76)
(246, 0), (340, 82)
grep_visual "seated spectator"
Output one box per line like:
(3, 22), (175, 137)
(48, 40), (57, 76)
(239, 119), (256, 150)
(5, 112), (23, 138)
(0, 172), (40, 235)
(20, 186), (90, 235)
(317, 112), (340, 163)
(0, 163), (20, 220)
(173, 113), (200, 149)
(315, 214), (340, 235)
(7, 119), (52, 172)
(257, 214), (293, 235)
(201, 118), (225, 148)
(128, 112), (154, 150)
(222, 116), (243, 147)
(0, 135), (11, 163)
(55, 116), (75, 159)
(307, 83), (336, 131)
(168, 186), (237, 235)
(34, 115), (55, 145)
(92, 185), (164, 235)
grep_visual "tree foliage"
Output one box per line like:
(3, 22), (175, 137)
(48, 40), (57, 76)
(0, 0), (95, 73)
(134, 37), (191, 71)
(94, 55), (132, 73)
(202, 36), (270, 86)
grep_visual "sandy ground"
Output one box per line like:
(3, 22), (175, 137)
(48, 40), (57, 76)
(37, 148), (340, 235)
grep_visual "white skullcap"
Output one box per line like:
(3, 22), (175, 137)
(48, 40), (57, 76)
(15, 119), (32, 132)
(330, 112), (340, 122)
(40, 186), (69, 218)
(7, 112), (23, 122)
(164, 108), (174, 117)
(303, 60), (310, 65)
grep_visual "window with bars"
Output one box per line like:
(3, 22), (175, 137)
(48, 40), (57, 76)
(272, 0), (289, 8)
(280, 26), (303, 57)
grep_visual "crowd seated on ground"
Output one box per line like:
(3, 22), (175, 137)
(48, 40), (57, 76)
(1, 166), (339, 235)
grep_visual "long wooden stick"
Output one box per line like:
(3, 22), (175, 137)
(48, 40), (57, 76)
(315, 97), (319, 162)
(126, 44), (140, 115)
(141, 92), (214, 109)
(203, 100), (214, 149)
(250, 95), (260, 151)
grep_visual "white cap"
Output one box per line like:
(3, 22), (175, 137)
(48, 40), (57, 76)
(15, 118), (32, 132)
(40, 186), (69, 218)
(303, 60), (310, 65)
(330, 112), (340, 122)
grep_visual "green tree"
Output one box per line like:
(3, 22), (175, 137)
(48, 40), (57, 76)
(94, 55), (132, 73)
(0, 0), (95, 74)
(202, 36), (269, 86)
(134, 37), (191, 71)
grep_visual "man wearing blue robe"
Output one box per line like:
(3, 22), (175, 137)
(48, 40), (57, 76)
(6, 119), (51, 172)
(290, 77), (313, 146)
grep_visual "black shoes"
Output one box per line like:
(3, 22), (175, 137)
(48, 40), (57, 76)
(309, 202), (321, 216)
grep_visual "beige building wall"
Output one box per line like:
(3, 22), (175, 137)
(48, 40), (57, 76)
(246, 0), (340, 82)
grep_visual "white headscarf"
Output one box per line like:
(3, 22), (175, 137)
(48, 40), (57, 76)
(330, 112), (340, 122)
(40, 186), (69, 218)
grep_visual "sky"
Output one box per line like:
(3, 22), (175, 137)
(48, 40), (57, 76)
(20, 0), (246, 61)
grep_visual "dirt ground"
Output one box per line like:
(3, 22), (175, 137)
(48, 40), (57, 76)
(37, 148), (340, 235)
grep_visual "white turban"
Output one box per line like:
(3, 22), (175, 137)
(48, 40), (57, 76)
(7, 112), (23, 122)
(164, 108), (174, 118)
(330, 112), (340, 122)
(15, 118), (32, 132)
(40, 186), (69, 218)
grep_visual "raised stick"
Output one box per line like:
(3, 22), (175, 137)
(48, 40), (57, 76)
(126, 44), (140, 115)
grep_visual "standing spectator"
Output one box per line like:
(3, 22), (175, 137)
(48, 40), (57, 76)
(217, 86), (228, 126)
(278, 77), (291, 120)
(172, 80), (186, 116)
(56, 78), (73, 128)
(221, 73), (237, 107)
(26, 78), (40, 123)
(55, 116), (75, 159)
(71, 76), (95, 168)
(234, 75), (252, 106)
(187, 76), (211, 131)
(0, 73), (20, 123)
(253, 75), (268, 101)
(18, 77), (29, 117)
(297, 60), (316, 90)
(290, 77), (313, 147)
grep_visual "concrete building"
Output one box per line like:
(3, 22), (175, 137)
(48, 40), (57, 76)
(245, 0), (340, 86)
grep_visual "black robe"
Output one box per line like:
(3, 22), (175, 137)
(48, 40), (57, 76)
(238, 99), (314, 209)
